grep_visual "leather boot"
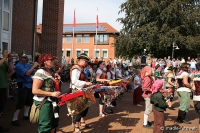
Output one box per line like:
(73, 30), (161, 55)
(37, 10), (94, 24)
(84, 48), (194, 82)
(182, 111), (191, 124)
(176, 110), (181, 121)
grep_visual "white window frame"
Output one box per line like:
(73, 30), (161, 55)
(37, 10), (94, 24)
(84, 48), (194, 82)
(66, 49), (71, 57)
(1, 0), (12, 52)
(83, 49), (89, 57)
(3, 0), (10, 32)
(76, 49), (82, 57)
(62, 35), (65, 43)
(94, 49), (100, 58)
(66, 35), (72, 43)
(76, 35), (82, 43)
(83, 34), (89, 43)
(102, 49), (108, 59)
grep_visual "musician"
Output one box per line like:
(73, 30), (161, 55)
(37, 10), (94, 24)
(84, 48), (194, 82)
(32, 54), (61, 133)
(141, 66), (154, 128)
(176, 63), (192, 124)
(70, 53), (92, 133)
(0, 50), (14, 132)
(192, 62), (200, 130)
(96, 61), (110, 117)
(165, 66), (176, 109)
(115, 63), (124, 79)
(11, 51), (38, 126)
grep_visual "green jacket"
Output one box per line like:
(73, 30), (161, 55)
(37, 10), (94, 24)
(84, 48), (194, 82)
(0, 61), (9, 88)
(150, 91), (168, 112)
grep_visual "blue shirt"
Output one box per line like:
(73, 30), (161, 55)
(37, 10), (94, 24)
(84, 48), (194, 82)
(84, 68), (88, 79)
(15, 62), (33, 89)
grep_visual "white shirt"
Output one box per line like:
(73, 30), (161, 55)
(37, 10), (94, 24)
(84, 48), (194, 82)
(71, 69), (86, 90)
(107, 72), (112, 80)
(176, 71), (191, 92)
(116, 68), (122, 78)
(172, 61), (178, 67)
(164, 67), (169, 73)
(134, 75), (142, 89)
(32, 69), (53, 102)
(190, 61), (196, 69)
(181, 59), (185, 63)
(96, 68), (103, 75)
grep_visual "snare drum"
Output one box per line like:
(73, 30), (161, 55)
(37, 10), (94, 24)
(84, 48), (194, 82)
(65, 86), (97, 116)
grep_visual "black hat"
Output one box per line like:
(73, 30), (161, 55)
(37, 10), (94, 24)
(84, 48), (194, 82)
(167, 66), (173, 70)
(155, 64), (160, 70)
(77, 53), (90, 62)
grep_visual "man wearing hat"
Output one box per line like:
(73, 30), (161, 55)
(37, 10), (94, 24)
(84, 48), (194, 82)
(11, 51), (39, 126)
(70, 53), (92, 133)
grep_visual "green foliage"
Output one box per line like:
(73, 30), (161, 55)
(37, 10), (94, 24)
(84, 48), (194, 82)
(116, 0), (200, 58)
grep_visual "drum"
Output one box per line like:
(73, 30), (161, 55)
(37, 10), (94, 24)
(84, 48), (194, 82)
(66, 89), (96, 116)
(58, 85), (98, 116)
(193, 78), (200, 96)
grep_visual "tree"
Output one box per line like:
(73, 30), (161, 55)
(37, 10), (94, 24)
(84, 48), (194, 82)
(116, 0), (200, 58)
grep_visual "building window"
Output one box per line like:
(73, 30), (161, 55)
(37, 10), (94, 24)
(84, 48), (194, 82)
(3, 11), (9, 31)
(62, 50), (64, 57)
(102, 49), (108, 58)
(3, 0), (9, 10)
(62, 35), (65, 43)
(94, 49), (100, 58)
(66, 35), (72, 43)
(83, 34), (89, 43)
(2, 42), (8, 51)
(76, 35), (82, 43)
(94, 34), (108, 44)
(66, 50), (71, 57)
(83, 49), (89, 56)
(76, 49), (81, 57)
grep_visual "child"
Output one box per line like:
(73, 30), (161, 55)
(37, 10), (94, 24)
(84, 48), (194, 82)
(150, 80), (170, 133)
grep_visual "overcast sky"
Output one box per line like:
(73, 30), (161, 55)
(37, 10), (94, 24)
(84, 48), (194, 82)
(37, 0), (126, 31)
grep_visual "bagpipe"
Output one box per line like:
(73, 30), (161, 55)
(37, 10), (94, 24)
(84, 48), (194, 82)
(57, 84), (100, 116)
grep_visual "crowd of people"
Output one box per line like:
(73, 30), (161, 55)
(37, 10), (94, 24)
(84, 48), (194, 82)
(0, 51), (200, 133)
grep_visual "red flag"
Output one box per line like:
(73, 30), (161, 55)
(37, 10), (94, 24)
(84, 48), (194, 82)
(96, 14), (99, 29)
(73, 10), (76, 27)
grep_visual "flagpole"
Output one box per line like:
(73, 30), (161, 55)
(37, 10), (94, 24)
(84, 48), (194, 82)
(95, 7), (98, 58)
(72, 26), (74, 59)
(72, 9), (76, 59)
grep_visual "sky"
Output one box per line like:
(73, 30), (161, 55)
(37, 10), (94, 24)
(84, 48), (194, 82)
(37, 0), (126, 31)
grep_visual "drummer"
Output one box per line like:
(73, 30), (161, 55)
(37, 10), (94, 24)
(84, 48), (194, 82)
(95, 61), (110, 117)
(70, 53), (92, 133)
(192, 62), (200, 130)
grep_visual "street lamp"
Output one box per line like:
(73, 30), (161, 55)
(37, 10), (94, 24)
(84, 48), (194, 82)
(172, 42), (179, 58)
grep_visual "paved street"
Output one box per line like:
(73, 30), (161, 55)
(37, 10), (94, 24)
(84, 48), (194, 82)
(0, 82), (199, 133)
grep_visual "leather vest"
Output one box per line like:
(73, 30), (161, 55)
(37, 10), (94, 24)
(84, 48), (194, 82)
(70, 64), (86, 82)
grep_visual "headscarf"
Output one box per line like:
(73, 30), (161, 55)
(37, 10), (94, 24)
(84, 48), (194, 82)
(141, 66), (152, 79)
(152, 80), (163, 94)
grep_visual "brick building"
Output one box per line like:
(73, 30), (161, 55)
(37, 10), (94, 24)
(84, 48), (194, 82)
(0, 0), (64, 63)
(36, 22), (119, 62)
